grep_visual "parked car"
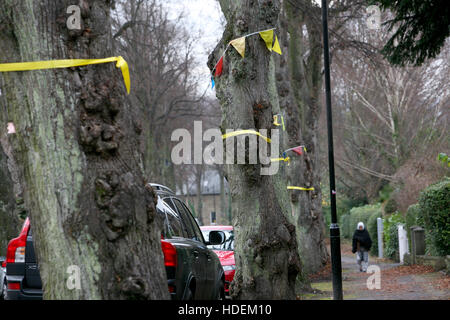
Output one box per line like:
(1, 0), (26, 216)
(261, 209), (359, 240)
(200, 225), (235, 295)
(0, 256), (6, 300)
(4, 218), (43, 300)
(153, 184), (226, 300)
(3, 183), (226, 300)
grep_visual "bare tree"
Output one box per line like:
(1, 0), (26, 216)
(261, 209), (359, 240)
(327, 7), (450, 202)
(112, 0), (208, 189)
(0, 0), (168, 299)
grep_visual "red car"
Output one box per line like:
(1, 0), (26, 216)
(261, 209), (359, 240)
(200, 225), (235, 295)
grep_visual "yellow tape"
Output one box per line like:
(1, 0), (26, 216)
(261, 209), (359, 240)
(273, 115), (281, 126)
(273, 114), (286, 131)
(287, 186), (315, 191)
(0, 56), (130, 94)
(271, 157), (290, 163)
(222, 130), (271, 143)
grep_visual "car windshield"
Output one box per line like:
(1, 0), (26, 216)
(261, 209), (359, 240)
(202, 229), (234, 251)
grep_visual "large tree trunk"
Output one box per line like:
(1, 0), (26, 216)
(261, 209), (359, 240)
(0, 138), (20, 255)
(0, 0), (168, 300)
(210, 0), (302, 299)
(278, 0), (329, 275)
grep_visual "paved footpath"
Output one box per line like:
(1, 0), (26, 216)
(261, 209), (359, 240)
(301, 242), (450, 300)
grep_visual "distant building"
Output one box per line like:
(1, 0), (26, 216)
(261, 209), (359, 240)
(176, 169), (230, 226)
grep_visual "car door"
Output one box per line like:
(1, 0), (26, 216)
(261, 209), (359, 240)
(179, 202), (218, 298)
(171, 198), (210, 299)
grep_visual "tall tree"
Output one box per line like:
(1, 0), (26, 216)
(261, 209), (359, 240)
(374, 0), (450, 66)
(112, 0), (205, 188)
(0, 139), (19, 255)
(327, 5), (449, 202)
(0, 0), (168, 299)
(209, 0), (302, 299)
(277, 0), (329, 275)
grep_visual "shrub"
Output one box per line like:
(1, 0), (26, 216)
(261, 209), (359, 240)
(348, 204), (381, 233)
(405, 203), (423, 249)
(383, 212), (405, 261)
(405, 204), (422, 229)
(341, 204), (382, 252)
(340, 214), (351, 239)
(367, 210), (382, 256)
(378, 184), (393, 203)
(384, 197), (398, 215)
(418, 177), (450, 256)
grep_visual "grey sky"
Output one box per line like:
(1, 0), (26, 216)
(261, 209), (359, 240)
(165, 0), (225, 93)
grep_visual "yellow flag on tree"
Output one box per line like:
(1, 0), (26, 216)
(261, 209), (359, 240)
(272, 36), (282, 55)
(259, 30), (274, 52)
(230, 37), (246, 58)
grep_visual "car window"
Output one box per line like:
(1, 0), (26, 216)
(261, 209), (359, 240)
(202, 230), (234, 251)
(172, 198), (205, 243)
(156, 197), (187, 239)
(163, 197), (195, 239)
(180, 201), (206, 243)
(163, 196), (177, 212)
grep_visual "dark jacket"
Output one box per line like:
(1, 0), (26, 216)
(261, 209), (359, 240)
(352, 229), (372, 253)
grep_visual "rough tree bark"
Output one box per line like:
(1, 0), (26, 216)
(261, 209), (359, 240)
(0, 0), (168, 299)
(209, 0), (303, 299)
(195, 166), (205, 225)
(0, 139), (20, 255)
(277, 0), (329, 275)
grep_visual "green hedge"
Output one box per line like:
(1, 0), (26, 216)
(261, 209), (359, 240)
(383, 212), (405, 261)
(340, 204), (382, 256)
(367, 209), (382, 256)
(340, 214), (351, 239)
(406, 204), (422, 230)
(348, 204), (381, 234)
(405, 204), (423, 249)
(384, 197), (398, 215)
(418, 177), (450, 256)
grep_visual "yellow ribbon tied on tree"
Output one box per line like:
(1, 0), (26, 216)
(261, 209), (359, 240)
(222, 130), (271, 143)
(287, 186), (315, 191)
(0, 56), (131, 94)
(271, 157), (291, 164)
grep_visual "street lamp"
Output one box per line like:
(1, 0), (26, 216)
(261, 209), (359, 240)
(321, 0), (343, 300)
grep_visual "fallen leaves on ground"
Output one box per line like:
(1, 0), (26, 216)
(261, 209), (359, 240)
(308, 260), (332, 281)
(432, 275), (450, 291)
(381, 265), (435, 276)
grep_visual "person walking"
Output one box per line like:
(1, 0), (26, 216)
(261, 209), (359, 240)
(352, 222), (372, 272)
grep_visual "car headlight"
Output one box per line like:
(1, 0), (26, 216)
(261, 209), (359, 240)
(222, 265), (235, 271)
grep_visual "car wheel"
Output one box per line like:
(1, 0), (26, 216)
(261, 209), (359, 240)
(1, 282), (6, 300)
(216, 279), (225, 300)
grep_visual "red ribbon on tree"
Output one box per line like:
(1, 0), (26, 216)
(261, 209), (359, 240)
(290, 146), (304, 156)
(214, 56), (224, 77)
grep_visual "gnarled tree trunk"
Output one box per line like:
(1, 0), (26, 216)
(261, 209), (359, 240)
(0, 139), (20, 255)
(209, 0), (303, 299)
(277, 0), (329, 275)
(0, 0), (168, 300)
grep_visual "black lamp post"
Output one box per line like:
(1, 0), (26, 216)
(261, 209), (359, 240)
(321, 0), (343, 300)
